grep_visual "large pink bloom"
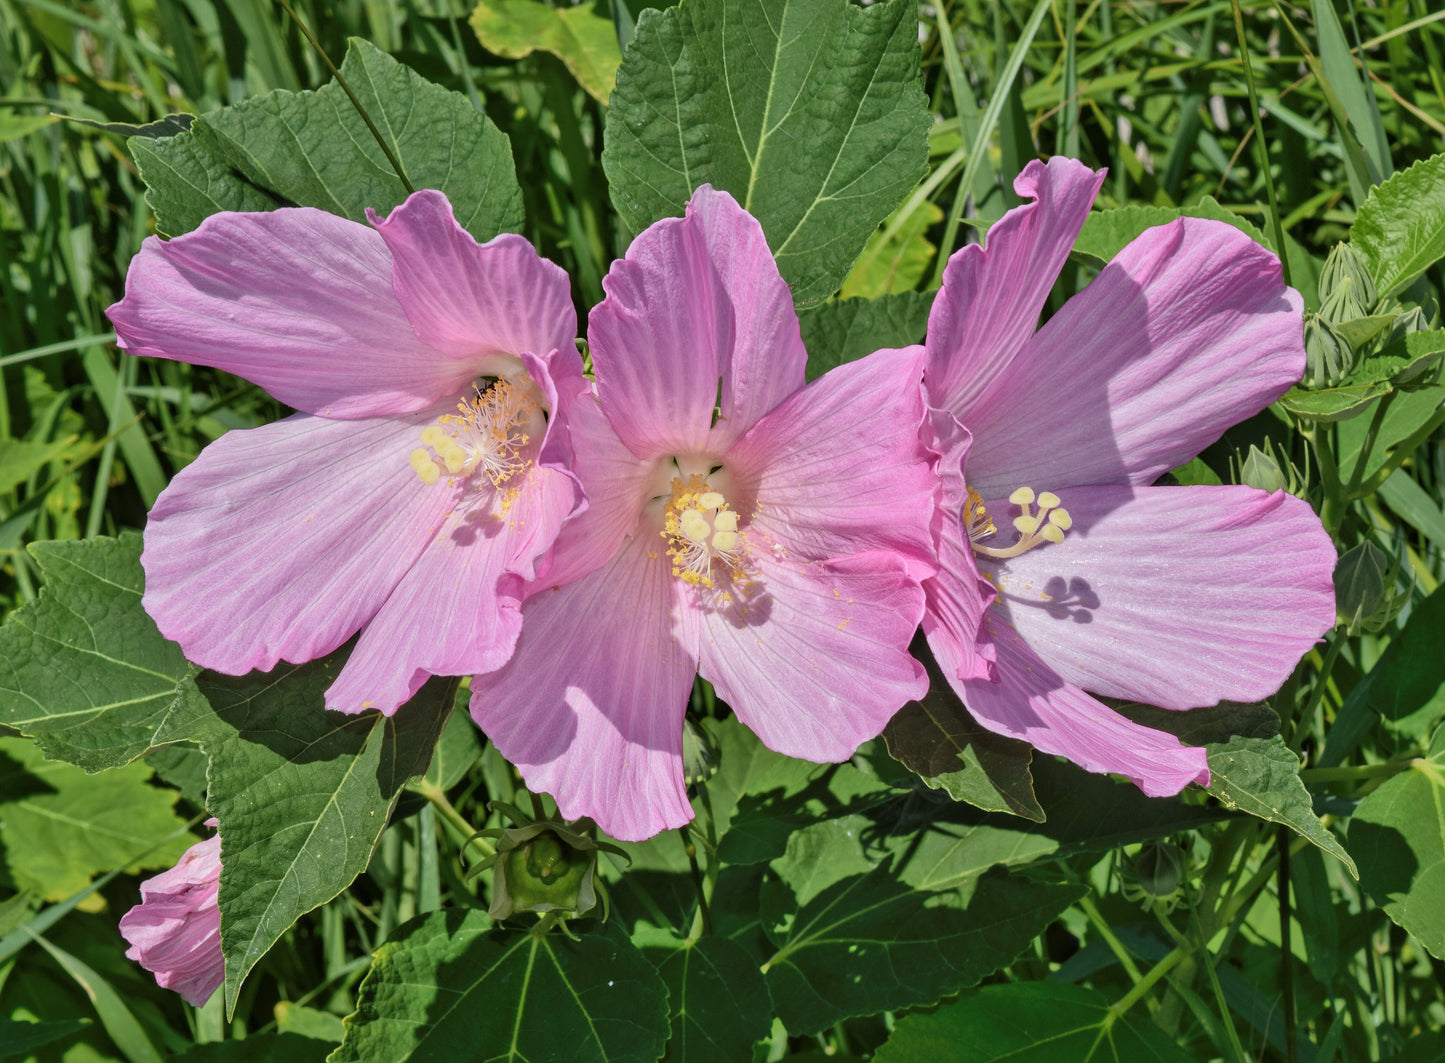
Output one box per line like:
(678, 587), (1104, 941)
(471, 187), (937, 841)
(118, 821), (223, 1007)
(923, 157), (1336, 796)
(107, 192), (585, 713)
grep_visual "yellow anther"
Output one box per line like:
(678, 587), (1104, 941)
(713, 510), (739, 534)
(420, 425), (449, 450)
(698, 491), (726, 510)
(712, 530), (739, 552)
(660, 472), (750, 591)
(1036, 491), (1061, 510)
(1008, 486), (1036, 506)
(1040, 524), (1065, 544)
(411, 376), (541, 490)
(1048, 508), (1072, 530)
(1013, 514), (1039, 535)
(409, 449), (441, 486)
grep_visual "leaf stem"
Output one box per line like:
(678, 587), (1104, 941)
(412, 779), (495, 859)
(1230, 0), (1291, 289)
(276, 0), (415, 195)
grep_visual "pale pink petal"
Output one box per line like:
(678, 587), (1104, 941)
(142, 410), (459, 674)
(367, 192), (580, 376)
(925, 157), (1104, 420)
(698, 551), (928, 761)
(470, 535), (700, 841)
(922, 415), (996, 683)
(974, 484), (1335, 710)
(324, 462), (580, 714)
(588, 186), (807, 460)
(107, 209), (475, 418)
(529, 393), (660, 590)
(724, 345), (935, 571)
(963, 218), (1305, 497)
(958, 624), (1211, 797)
(119, 830), (223, 1007)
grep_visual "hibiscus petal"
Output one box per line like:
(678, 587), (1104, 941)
(470, 534), (699, 842)
(974, 484), (1335, 709)
(926, 157), (1104, 420)
(725, 345), (935, 571)
(142, 410), (459, 674)
(699, 551), (928, 762)
(107, 208), (474, 418)
(588, 186), (807, 459)
(367, 191), (580, 378)
(923, 415), (997, 682)
(959, 625), (1211, 797)
(325, 462), (579, 714)
(964, 218), (1305, 497)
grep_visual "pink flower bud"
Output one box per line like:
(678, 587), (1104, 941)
(118, 821), (222, 1006)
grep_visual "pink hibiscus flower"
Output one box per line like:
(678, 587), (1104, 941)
(107, 192), (585, 713)
(118, 821), (223, 1006)
(923, 157), (1337, 795)
(470, 187), (938, 841)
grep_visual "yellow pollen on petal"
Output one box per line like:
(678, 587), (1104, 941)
(660, 473), (750, 590)
(969, 486), (1071, 561)
(410, 375), (542, 496)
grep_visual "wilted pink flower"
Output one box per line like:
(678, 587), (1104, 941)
(118, 821), (223, 1007)
(471, 187), (937, 841)
(107, 192), (585, 713)
(923, 157), (1336, 795)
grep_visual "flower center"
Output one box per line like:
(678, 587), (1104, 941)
(968, 486), (1072, 560)
(409, 375), (543, 500)
(661, 473), (746, 589)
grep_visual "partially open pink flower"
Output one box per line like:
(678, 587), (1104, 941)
(107, 193), (585, 713)
(118, 821), (223, 1007)
(470, 187), (937, 841)
(923, 157), (1336, 795)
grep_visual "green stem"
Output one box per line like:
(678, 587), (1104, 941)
(412, 780), (495, 859)
(1299, 760), (1412, 785)
(1107, 945), (1187, 1022)
(1305, 421), (1346, 537)
(1350, 403), (1445, 501)
(1230, 0), (1291, 289)
(1078, 893), (1146, 986)
(679, 827), (712, 938)
(1344, 391), (1397, 498)
(1289, 630), (1345, 752)
(1278, 827), (1299, 1063)
(276, 0), (415, 194)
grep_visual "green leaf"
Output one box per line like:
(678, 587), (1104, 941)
(1351, 724), (1445, 959)
(274, 1002), (346, 1043)
(470, 0), (622, 104)
(26, 931), (163, 1063)
(1343, 330), (1445, 388)
(0, 532), (208, 771)
(882, 639), (1042, 820)
(602, 0), (930, 304)
(0, 737), (193, 900)
(147, 659), (455, 1012)
(0, 436), (78, 495)
(1276, 379), (1393, 422)
(1338, 383), (1445, 482)
(422, 690), (483, 791)
(1071, 197), (1265, 269)
(1118, 702), (1356, 874)
(839, 199), (943, 300)
(797, 290), (931, 381)
(1368, 584), (1445, 740)
(0, 112), (58, 142)
(132, 38), (523, 242)
(1352, 152), (1445, 298)
(1379, 469), (1445, 556)
(631, 932), (772, 1062)
(174, 1033), (333, 1062)
(0, 1017), (91, 1057)
(335, 913), (670, 1062)
(759, 867), (1082, 1034)
(872, 981), (1192, 1063)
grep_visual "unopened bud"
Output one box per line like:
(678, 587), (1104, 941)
(1240, 445), (1286, 493)
(1334, 541), (1405, 635)
(1319, 242), (1376, 311)
(1304, 312), (1355, 388)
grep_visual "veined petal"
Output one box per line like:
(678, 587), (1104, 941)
(923, 413), (997, 682)
(324, 462), (580, 715)
(958, 625), (1211, 797)
(530, 393), (659, 590)
(965, 218), (1305, 497)
(926, 157), (1105, 421)
(107, 208), (474, 418)
(470, 534), (700, 842)
(726, 345), (935, 571)
(974, 484), (1336, 710)
(367, 191), (581, 379)
(142, 410), (458, 674)
(699, 551), (928, 762)
(588, 186), (807, 459)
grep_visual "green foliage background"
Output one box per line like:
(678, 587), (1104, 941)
(1, 0), (1443, 1060)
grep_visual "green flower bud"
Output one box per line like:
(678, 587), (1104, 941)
(1318, 242), (1376, 312)
(1134, 840), (1183, 900)
(1303, 312), (1355, 388)
(1318, 276), (1368, 327)
(1334, 541), (1406, 636)
(474, 804), (630, 926)
(1239, 444), (1286, 493)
